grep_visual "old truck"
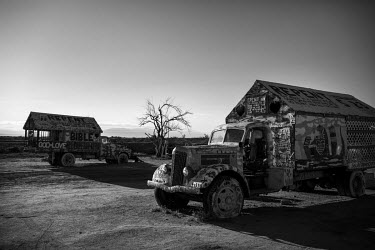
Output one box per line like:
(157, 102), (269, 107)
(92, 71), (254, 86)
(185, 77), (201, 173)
(23, 112), (134, 167)
(147, 80), (375, 219)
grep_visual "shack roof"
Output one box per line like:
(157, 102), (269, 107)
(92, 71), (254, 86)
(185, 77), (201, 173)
(23, 112), (103, 133)
(257, 80), (375, 118)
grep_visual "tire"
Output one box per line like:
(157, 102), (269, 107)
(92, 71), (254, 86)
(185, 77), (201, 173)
(117, 153), (129, 164)
(203, 176), (244, 219)
(60, 153), (76, 167)
(348, 171), (365, 198)
(154, 188), (189, 210)
(336, 171), (365, 197)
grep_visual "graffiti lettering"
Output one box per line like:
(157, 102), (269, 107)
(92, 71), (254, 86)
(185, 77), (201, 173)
(38, 142), (67, 149)
(247, 96), (266, 114)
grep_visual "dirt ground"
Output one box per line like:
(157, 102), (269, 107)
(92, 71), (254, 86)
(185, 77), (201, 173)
(1, 154), (375, 250)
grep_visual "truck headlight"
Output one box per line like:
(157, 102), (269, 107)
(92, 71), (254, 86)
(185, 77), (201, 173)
(183, 166), (190, 177)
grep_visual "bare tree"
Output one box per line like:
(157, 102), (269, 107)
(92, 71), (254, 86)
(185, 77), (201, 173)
(138, 98), (192, 157)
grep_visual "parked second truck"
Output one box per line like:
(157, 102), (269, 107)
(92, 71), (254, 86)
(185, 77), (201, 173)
(23, 112), (134, 167)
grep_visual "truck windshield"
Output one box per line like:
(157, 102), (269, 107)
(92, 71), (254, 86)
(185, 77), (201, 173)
(210, 129), (244, 144)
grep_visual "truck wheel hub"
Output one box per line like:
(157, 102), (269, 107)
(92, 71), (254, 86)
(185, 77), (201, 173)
(217, 188), (236, 210)
(225, 196), (233, 204)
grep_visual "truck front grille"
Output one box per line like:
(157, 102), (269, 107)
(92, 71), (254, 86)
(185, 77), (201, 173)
(171, 151), (187, 185)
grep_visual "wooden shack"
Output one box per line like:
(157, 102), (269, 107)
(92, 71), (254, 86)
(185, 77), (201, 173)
(23, 111), (103, 149)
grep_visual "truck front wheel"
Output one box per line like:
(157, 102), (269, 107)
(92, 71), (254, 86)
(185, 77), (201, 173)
(203, 176), (244, 219)
(118, 153), (129, 164)
(154, 188), (189, 210)
(60, 153), (76, 167)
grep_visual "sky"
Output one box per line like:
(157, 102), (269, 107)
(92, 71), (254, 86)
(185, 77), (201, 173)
(1, 0), (374, 136)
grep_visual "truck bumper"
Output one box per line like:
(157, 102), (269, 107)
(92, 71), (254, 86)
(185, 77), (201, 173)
(147, 180), (202, 195)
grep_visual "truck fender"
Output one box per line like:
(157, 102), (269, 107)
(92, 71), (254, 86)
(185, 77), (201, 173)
(188, 164), (250, 197)
(117, 151), (130, 158)
(112, 148), (132, 161)
(152, 164), (172, 185)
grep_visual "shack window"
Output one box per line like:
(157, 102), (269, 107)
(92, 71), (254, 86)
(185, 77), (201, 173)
(39, 130), (50, 141)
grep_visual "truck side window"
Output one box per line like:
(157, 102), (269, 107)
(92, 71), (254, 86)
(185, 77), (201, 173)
(224, 129), (244, 142)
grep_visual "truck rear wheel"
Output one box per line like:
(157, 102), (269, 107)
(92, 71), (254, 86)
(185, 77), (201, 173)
(203, 176), (244, 219)
(336, 171), (365, 197)
(60, 153), (75, 167)
(118, 153), (129, 164)
(154, 188), (189, 210)
(349, 171), (365, 197)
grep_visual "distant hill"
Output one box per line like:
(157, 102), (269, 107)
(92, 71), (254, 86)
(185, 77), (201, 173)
(102, 127), (206, 138)
(0, 129), (24, 136)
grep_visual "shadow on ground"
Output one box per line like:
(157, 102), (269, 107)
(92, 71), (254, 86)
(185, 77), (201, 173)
(50, 160), (375, 249)
(52, 162), (156, 189)
(207, 194), (375, 250)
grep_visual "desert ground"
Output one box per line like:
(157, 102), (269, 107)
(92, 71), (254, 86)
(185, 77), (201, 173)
(1, 154), (375, 250)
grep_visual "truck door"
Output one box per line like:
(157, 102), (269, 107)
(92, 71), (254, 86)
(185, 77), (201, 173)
(244, 128), (268, 171)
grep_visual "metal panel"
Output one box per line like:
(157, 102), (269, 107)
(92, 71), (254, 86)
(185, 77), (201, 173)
(201, 154), (231, 165)
(171, 151), (187, 185)
(294, 115), (347, 170)
(346, 118), (375, 169)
